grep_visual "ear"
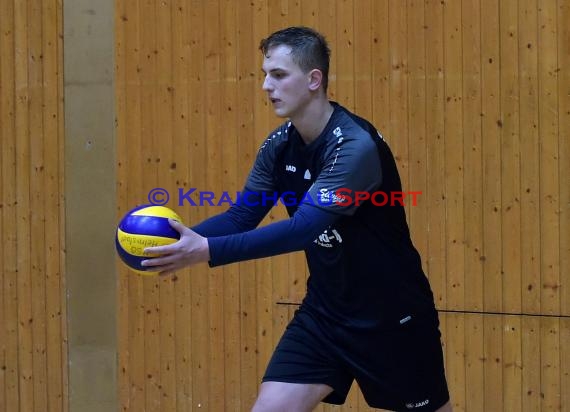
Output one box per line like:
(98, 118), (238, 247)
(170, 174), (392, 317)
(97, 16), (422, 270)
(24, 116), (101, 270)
(307, 69), (324, 91)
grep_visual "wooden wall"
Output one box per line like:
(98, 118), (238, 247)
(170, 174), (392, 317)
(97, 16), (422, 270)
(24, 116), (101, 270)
(0, 0), (67, 411)
(112, 0), (567, 411)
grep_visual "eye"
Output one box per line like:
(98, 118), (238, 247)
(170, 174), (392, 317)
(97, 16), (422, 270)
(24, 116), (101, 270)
(273, 72), (286, 79)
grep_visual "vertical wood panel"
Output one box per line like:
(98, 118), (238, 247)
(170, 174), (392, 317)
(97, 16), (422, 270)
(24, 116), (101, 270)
(461, 2), (485, 408)
(483, 315), (503, 410)
(140, 0), (161, 409)
(443, 0), (464, 312)
(443, 1), (465, 409)
(1, 0), (19, 409)
(157, 1), (177, 409)
(561, 318), (570, 412)
(171, 1), (193, 408)
(14, 0), (34, 409)
(500, 0), (522, 315)
(1, 0), (66, 411)
(521, 317), (541, 411)
(115, 1), (130, 409)
(252, 0), (272, 395)
(236, 3), (257, 410)
(522, 317), (541, 411)
(519, 0), (541, 314)
(503, 316), (523, 412)
(424, 0), (446, 309)
(220, 1), (241, 409)
(371, 0), (389, 134)
(480, 0), (503, 314)
(388, 0), (409, 191)
(539, 0), (561, 317)
(407, 0), (427, 263)
(203, 2), (225, 411)
(559, 0), (570, 320)
(462, 0), (483, 312)
(29, 0), (48, 407)
(189, 3), (209, 409)
(541, 318), (561, 411)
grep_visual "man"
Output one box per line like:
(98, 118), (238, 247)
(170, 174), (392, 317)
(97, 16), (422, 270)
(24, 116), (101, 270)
(143, 26), (452, 412)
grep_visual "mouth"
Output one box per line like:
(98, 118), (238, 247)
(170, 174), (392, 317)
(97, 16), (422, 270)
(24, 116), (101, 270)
(270, 97), (281, 105)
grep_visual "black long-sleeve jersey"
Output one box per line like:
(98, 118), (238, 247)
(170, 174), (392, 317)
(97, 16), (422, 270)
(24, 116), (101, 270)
(196, 102), (437, 329)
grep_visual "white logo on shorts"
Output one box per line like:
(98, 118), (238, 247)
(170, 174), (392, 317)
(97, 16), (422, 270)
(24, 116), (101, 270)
(405, 399), (429, 409)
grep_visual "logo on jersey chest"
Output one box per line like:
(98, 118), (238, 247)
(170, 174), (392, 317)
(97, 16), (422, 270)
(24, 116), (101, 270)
(314, 228), (342, 248)
(285, 164), (312, 180)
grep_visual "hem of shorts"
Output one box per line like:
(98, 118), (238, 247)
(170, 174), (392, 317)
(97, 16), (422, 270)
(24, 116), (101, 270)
(364, 394), (450, 412)
(260, 377), (345, 405)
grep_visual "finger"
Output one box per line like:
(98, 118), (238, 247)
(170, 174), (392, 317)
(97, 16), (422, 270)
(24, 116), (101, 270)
(144, 245), (175, 255)
(169, 218), (188, 233)
(141, 255), (175, 267)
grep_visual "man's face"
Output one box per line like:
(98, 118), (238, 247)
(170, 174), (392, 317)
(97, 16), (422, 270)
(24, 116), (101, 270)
(261, 45), (312, 118)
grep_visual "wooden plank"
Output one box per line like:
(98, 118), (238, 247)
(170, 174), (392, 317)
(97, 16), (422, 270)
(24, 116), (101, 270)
(262, 6), (302, 389)
(462, 0), (483, 313)
(188, 2), (210, 410)
(354, 3), (374, 408)
(284, 0), (305, 323)
(155, 0), (177, 410)
(236, 2), (258, 409)
(0, 98), (5, 412)
(521, 317), (540, 412)
(318, 0), (337, 100)
(28, 0), (49, 409)
(539, 0), (561, 317)
(561, 318), (570, 412)
(336, 0), (355, 111)
(265, 3), (291, 353)
(406, 0), (427, 266)
(42, 0), (66, 409)
(55, 2), (67, 409)
(445, 313), (465, 412)
(220, 2), (241, 409)
(502, 316), (522, 412)
(443, 0), (464, 314)
(170, 1), (193, 409)
(388, 0), (409, 191)
(541, 317), (561, 411)
(301, 0), (318, 28)
(139, 0), (162, 409)
(500, 0), (522, 315)
(483, 315), (503, 410)
(371, 0), (390, 133)
(122, 0), (146, 410)
(424, 0), (446, 310)
(203, 2), (227, 411)
(115, 0), (130, 410)
(0, 1), (19, 410)
(519, 0), (541, 315)
(480, 0), (503, 314)
(354, 0), (372, 120)
(252, 0), (272, 393)
(465, 315), (484, 412)
(14, 0), (34, 409)
(559, 0), (570, 319)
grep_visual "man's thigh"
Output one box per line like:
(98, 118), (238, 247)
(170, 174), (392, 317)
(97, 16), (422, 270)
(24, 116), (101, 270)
(251, 381), (333, 412)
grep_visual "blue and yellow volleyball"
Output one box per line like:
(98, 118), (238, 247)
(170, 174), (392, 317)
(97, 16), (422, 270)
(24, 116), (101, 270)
(115, 205), (183, 275)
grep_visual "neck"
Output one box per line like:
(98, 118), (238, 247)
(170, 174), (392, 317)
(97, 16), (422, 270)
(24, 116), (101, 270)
(290, 98), (334, 144)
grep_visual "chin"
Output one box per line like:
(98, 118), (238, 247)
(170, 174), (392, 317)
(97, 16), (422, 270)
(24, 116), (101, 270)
(273, 108), (290, 118)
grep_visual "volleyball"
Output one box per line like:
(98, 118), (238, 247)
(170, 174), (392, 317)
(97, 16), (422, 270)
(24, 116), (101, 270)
(115, 204), (183, 275)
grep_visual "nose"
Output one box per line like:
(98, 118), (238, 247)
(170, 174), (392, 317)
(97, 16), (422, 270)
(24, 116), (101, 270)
(262, 74), (273, 92)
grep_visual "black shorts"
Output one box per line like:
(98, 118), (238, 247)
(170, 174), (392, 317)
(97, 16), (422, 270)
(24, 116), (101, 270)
(262, 307), (450, 411)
